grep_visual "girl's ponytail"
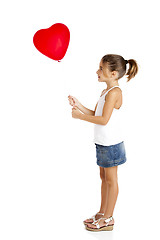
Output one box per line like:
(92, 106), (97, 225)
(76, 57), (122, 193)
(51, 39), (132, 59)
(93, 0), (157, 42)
(126, 59), (138, 82)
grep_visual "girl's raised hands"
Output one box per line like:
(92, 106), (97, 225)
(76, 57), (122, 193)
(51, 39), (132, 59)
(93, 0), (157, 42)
(72, 107), (82, 119)
(68, 95), (79, 108)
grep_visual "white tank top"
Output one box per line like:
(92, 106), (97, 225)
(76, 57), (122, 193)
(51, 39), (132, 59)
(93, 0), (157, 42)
(93, 86), (124, 146)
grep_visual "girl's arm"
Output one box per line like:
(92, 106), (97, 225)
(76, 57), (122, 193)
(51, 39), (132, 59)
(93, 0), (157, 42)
(68, 95), (96, 116)
(73, 89), (118, 125)
(80, 114), (106, 125)
(78, 102), (98, 116)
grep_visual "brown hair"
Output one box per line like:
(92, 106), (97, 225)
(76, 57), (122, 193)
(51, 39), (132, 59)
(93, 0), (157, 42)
(102, 54), (138, 82)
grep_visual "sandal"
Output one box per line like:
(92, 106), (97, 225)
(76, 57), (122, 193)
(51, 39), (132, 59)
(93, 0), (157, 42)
(83, 212), (104, 225)
(85, 216), (114, 231)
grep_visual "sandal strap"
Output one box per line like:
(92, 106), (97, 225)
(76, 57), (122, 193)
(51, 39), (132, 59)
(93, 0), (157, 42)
(92, 218), (101, 229)
(91, 212), (104, 222)
(103, 216), (113, 224)
(97, 212), (104, 215)
(92, 216), (113, 229)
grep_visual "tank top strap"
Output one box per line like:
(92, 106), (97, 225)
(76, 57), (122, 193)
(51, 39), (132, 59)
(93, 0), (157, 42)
(107, 86), (121, 93)
(104, 86), (121, 97)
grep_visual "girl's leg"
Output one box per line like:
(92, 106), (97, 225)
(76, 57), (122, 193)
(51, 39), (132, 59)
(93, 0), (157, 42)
(99, 166), (108, 213)
(103, 166), (119, 218)
(86, 166), (117, 228)
(84, 167), (108, 224)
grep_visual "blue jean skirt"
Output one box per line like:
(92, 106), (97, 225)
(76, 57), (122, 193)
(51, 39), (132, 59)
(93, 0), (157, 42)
(95, 141), (127, 168)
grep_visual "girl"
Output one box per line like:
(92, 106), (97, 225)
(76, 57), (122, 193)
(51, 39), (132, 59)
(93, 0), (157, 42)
(68, 54), (138, 232)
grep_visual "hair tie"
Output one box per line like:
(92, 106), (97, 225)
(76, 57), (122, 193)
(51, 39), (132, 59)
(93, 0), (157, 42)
(125, 60), (128, 64)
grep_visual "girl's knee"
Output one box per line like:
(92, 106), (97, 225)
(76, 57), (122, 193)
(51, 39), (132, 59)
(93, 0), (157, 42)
(104, 166), (118, 184)
(104, 175), (118, 185)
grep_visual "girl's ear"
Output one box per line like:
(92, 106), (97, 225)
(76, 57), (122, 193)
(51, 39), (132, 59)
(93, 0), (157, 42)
(112, 71), (118, 79)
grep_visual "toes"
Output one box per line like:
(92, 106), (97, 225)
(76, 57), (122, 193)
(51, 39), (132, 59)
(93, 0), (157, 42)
(87, 223), (96, 229)
(84, 219), (93, 224)
(87, 224), (91, 228)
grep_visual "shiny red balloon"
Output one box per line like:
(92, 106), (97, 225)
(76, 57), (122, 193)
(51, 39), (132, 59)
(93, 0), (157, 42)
(33, 23), (70, 61)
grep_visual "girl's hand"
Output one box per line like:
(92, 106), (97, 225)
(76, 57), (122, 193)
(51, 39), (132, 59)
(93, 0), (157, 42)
(72, 107), (82, 119)
(68, 95), (80, 108)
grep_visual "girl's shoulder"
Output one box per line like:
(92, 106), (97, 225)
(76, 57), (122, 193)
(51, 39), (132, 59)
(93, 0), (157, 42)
(101, 87), (122, 98)
(105, 87), (122, 100)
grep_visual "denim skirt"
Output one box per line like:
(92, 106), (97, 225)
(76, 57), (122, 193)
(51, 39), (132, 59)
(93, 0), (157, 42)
(95, 141), (127, 168)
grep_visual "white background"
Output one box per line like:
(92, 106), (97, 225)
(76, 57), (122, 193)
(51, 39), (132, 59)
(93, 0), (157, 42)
(0, 0), (160, 239)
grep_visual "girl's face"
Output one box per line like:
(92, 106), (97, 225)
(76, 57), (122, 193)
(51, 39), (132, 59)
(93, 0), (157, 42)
(96, 60), (117, 83)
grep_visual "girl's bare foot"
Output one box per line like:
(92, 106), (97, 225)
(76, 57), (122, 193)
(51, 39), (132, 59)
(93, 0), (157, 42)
(86, 217), (114, 229)
(84, 212), (104, 224)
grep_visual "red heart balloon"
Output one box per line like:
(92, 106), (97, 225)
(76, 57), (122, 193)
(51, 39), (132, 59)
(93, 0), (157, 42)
(33, 23), (70, 61)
